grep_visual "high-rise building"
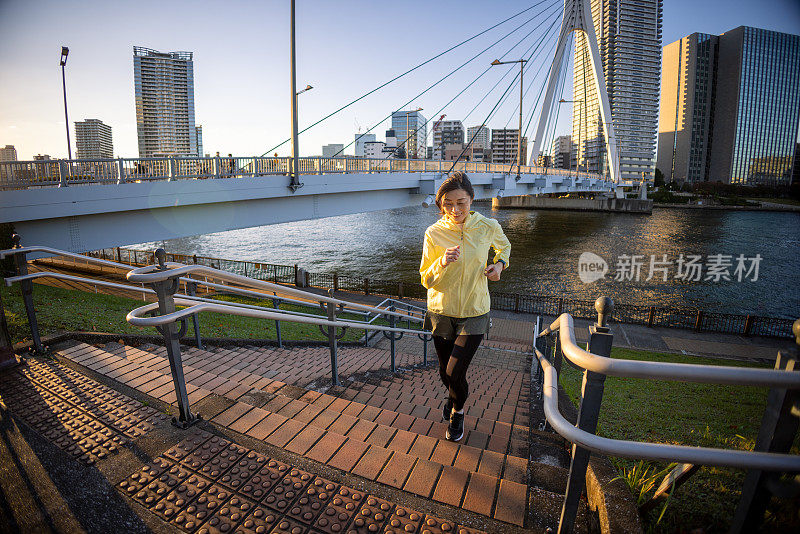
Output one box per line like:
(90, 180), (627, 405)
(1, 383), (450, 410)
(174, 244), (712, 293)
(391, 110), (427, 159)
(354, 133), (377, 157)
(134, 46), (199, 157)
(432, 121), (464, 160)
(322, 144), (344, 158)
(573, 0), (663, 181)
(466, 126), (490, 149)
(195, 126), (203, 157)
(658, 27), (800, 185)
(75, 119), (113, 159)
(0, 145), (17, 162)
(552, 135), (576, 169)
(491, 129), (527, 165)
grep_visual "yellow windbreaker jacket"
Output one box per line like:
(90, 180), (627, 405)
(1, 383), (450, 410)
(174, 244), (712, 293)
(419, 211), (511, 318)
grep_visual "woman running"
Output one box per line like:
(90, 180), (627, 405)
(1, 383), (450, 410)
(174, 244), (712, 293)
(419, 172), (511, 442)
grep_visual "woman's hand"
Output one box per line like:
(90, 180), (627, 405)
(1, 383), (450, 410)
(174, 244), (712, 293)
(484, 262), (503, 281)
(440, 245), (461, 267)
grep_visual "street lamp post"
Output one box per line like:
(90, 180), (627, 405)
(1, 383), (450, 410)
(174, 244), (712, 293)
(289, 0), (301, 191)
(60, 46), (72, 160)
(491, 58), (527, 177)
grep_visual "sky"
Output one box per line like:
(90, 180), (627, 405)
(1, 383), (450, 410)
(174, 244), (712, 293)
(0, 0), (798, 161)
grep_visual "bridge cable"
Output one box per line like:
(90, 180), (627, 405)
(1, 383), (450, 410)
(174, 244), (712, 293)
(261, 0), (556, 156)
(391, 5), (564, 159)
(416, 7), (563, 154)
(331, 1), (563, 158)
(443, 13), (563, 174)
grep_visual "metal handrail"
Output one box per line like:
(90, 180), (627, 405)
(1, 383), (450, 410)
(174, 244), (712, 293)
(127, 263), (423, 323)
(126, 298), (423, 336)
(0, 246), (416, 322)
(534, 345), (800, 471)
(541, 313), (800, 389)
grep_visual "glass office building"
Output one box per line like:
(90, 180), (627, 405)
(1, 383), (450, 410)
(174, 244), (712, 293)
(134, 46), (199, 157)
(390, 110), (427, 159)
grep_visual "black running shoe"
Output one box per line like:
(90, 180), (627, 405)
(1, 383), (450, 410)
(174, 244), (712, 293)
(442, 398), (453, 422)
(446, 411), (464, 442)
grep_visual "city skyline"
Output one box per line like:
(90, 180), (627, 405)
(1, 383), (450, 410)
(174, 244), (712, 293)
(0, 0), (798, 161)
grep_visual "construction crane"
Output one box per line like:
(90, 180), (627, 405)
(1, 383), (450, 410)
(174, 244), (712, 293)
(431, 114), (446, 158)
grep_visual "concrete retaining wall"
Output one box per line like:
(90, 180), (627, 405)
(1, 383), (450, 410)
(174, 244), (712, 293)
(493, 195), (653, 214)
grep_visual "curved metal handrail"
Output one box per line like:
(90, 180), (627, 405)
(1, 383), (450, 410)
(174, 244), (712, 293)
(127, 263), (423, 323)
(535, 346), (800, 471)
(127, 298), (424, 336)
(540, 314), (800, 389)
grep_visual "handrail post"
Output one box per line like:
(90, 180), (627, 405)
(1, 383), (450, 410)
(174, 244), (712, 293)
(389, 305), (396, 373)
(117, 158), (125, 184)
(58, 160), (69, 188)
(11, 234), (43, 353)
(730, 319), (800, 533)
(151, 248), (198, 428)
(558, 297), (614, 534)
(273, 297), (283, 349)
(185, 280), (203, 350)
(326, 290), (340, 387)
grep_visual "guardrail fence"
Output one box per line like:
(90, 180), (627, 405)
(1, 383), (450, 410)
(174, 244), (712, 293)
(84, 247), (796, 339)
(0, 154), (606, 191)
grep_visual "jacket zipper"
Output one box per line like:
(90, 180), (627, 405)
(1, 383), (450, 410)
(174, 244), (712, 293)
(458, 221), (465, 317)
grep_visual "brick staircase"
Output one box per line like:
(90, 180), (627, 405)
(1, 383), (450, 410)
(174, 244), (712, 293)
(53, 337), (576, 529)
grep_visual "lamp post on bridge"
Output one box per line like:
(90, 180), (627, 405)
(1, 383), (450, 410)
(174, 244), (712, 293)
(289, 0), (302, 191)
(491, 58), (527, 178)
(60, 46), (72, 161)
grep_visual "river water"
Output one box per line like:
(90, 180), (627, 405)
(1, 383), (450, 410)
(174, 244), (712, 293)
(135, 205), (800, 319)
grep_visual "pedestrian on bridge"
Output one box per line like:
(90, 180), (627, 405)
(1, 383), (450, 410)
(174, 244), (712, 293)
(419, 172), (511, 442)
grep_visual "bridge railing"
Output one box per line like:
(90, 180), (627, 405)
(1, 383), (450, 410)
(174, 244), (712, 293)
(533, 300), (800, 533)
(0, 155), (609, 190)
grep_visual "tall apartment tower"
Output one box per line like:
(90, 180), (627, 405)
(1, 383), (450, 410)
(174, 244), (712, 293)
(573, 0), (663, 181)
(466, 126), (490, 149)
(491, 129), (528, 165)
(658, 27), (800, 185)
(433, 121), (464, 160)
(75, 119), (113, 159)
(0, 145), (17, 162)
(552, 135), (576, 169)
(390, 110), (427, 159)
(134, 46), (199, 157)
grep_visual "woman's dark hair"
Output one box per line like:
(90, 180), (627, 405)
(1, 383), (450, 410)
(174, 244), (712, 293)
(435, 172), (474, 213)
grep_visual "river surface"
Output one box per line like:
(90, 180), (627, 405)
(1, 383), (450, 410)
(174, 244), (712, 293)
(134, 205), (800, 319)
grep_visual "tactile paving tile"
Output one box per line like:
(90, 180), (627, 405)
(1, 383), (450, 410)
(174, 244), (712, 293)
(314, 485), (364, 534)
(153, 473), (214, 522)
(238, 460), (284, 503)
(233, 505), (279, 534)
(263, 467), (312, 514)
(200, 494), (257, 534)
(217, 450), (268, 491)
(200, 443), (248, 479)
(270, 517), (308, 534)
(287, 477), (337, 525)
(418, 515), (457, 534)
(384, 506), (423, 534)
(164, 430), (215, 462)
(181, 435), (233, 471)
(130, 463), (193, 509)
(347, 495), (393, 533)
(173, 483), (229, 533)
(451, 526), (486, 534)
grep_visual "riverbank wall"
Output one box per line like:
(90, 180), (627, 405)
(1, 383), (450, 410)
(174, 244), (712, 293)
(491, 195), (653, 214)
(653, 203), (800, 212)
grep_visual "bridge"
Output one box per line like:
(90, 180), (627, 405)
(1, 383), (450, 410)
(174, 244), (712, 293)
(0, 0), (636, 253)
(0, 157), (615, 253)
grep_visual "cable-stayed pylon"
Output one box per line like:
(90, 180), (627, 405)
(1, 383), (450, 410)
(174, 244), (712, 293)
(529, 0), (620, 183)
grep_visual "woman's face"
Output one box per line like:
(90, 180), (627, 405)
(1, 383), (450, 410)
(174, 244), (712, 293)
(442, 188), (472, 224)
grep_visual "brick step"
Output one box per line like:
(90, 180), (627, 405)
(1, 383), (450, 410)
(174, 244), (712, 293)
(103, 343), (530, 462)
(334, 373), (529, 425)
(51, 343), (552, 526)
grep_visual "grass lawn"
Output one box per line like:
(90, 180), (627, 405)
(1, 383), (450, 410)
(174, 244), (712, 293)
(0, 279), (413, 345)
(557, 348), (800, 533)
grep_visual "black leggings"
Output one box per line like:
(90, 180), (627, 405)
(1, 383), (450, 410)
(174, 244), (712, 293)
(433, 334), (483, 411)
